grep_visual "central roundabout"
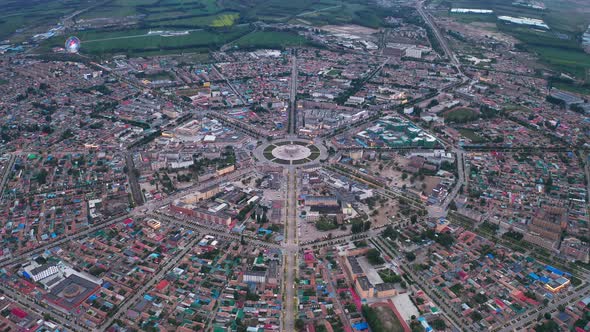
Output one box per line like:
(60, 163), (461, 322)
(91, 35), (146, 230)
(272, 144), (311, 161)
(255, 138), (327, 166)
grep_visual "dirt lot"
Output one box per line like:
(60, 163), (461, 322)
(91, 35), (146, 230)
(373, 305), (405, 332)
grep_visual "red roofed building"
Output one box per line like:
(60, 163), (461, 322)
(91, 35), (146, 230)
(155, 280), (169, 291)
(11, 307), (27, 319)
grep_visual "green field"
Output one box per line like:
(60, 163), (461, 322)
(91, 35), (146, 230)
(551, 81), (590, 95)
(530, 45), (590, 79)
(233, 31), (310, 49)
(42, 27), (251, 57)
(442, 0), (590, 79)
(12, 0), (401, 57)
(457, 128), (487, 143)
(223, 0), (342, 22)
(0, 0), (88, 42)
(443, 108), (479, 123)
(135, 71), (175, 81)
(442, 0), (590, 33)
(447, 13), (497, 24)
(291, 2), (389, 28)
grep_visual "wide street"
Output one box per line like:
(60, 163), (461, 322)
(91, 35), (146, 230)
(288, 51), (298, 135)
(283, 168), (298, 331)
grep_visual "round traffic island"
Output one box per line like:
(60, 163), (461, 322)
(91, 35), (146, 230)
(260, 140), (324, 166)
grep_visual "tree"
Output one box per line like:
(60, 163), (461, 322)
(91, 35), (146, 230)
(430, 319), (447, 331)
(351, 219), (364, 233)
(382, 225), (397, 240)
(535, 320), (560, 332)
(470, 311), (482, 321)
(295, 319), (305, 331)
(367, 249), (384, 265)
(405, 252), (416, 261)
(449, 200), (457, 211)
(545, 176), (553, 193)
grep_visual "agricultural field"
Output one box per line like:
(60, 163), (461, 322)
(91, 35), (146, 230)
(222, 0), (342, 22)
(7, 0), (401, 58)
(42, 26), (250, 57)
(31, 0), (377, 58)
(78, 0), (221, 20)
(291, 1), (389, 28)
(233, 31), (311, 49)
(437, 0), (590, 79)
(0, 0), (88, 42)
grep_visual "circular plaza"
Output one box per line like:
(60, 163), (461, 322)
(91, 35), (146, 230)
(255, 139), (327, 166)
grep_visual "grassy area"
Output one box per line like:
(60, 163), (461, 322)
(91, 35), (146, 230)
(223, 0), (341, 22)
(315, 217), (338, 231)
(0, 0), (88, 42)
(42, 26), (251, 57)
(551, 81), (590, 95)
(443, 108), (479, 123)
(234, 31), (310, 49)
(144, 11), (240, 29)
(448, 13), (497, 24)
(10, 0), (332, 51)
(135, 71), (175, 81)
(457, 128), (487, 143)
(499, 25), (590, 79)
(210, 13), (239, 27)
(542, 0), (590, 33)
(443, 0), (590, 79)
(449, 283), (464, 294)
(528, 45), (590, 79)
(295, 2), (388, 28)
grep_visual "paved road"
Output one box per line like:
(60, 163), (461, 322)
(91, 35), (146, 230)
(0, 282), (91, 331)
(211, 64), (247, 105)
(207, 112), (269, 139)
(582, 151), (590, 216)
(0, 214), (130, 268)
(153, 212), (281, 250)
(283, 169), (298, 331)
(325, 165), (424, 210)
(138, 166), (254, 215)
(103, 235), (202, 329)
(372, 236), (464, 331)
(430, 148), (466, 218)
(288, 51), (298, 134)
(0, 154), (15, 200)
(416, 0), (461, 73)
(0, 214), (131, 330)
(125, 152), (144, 206)
(496, 283), (590, 332)
(321, 263), (352, 328)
